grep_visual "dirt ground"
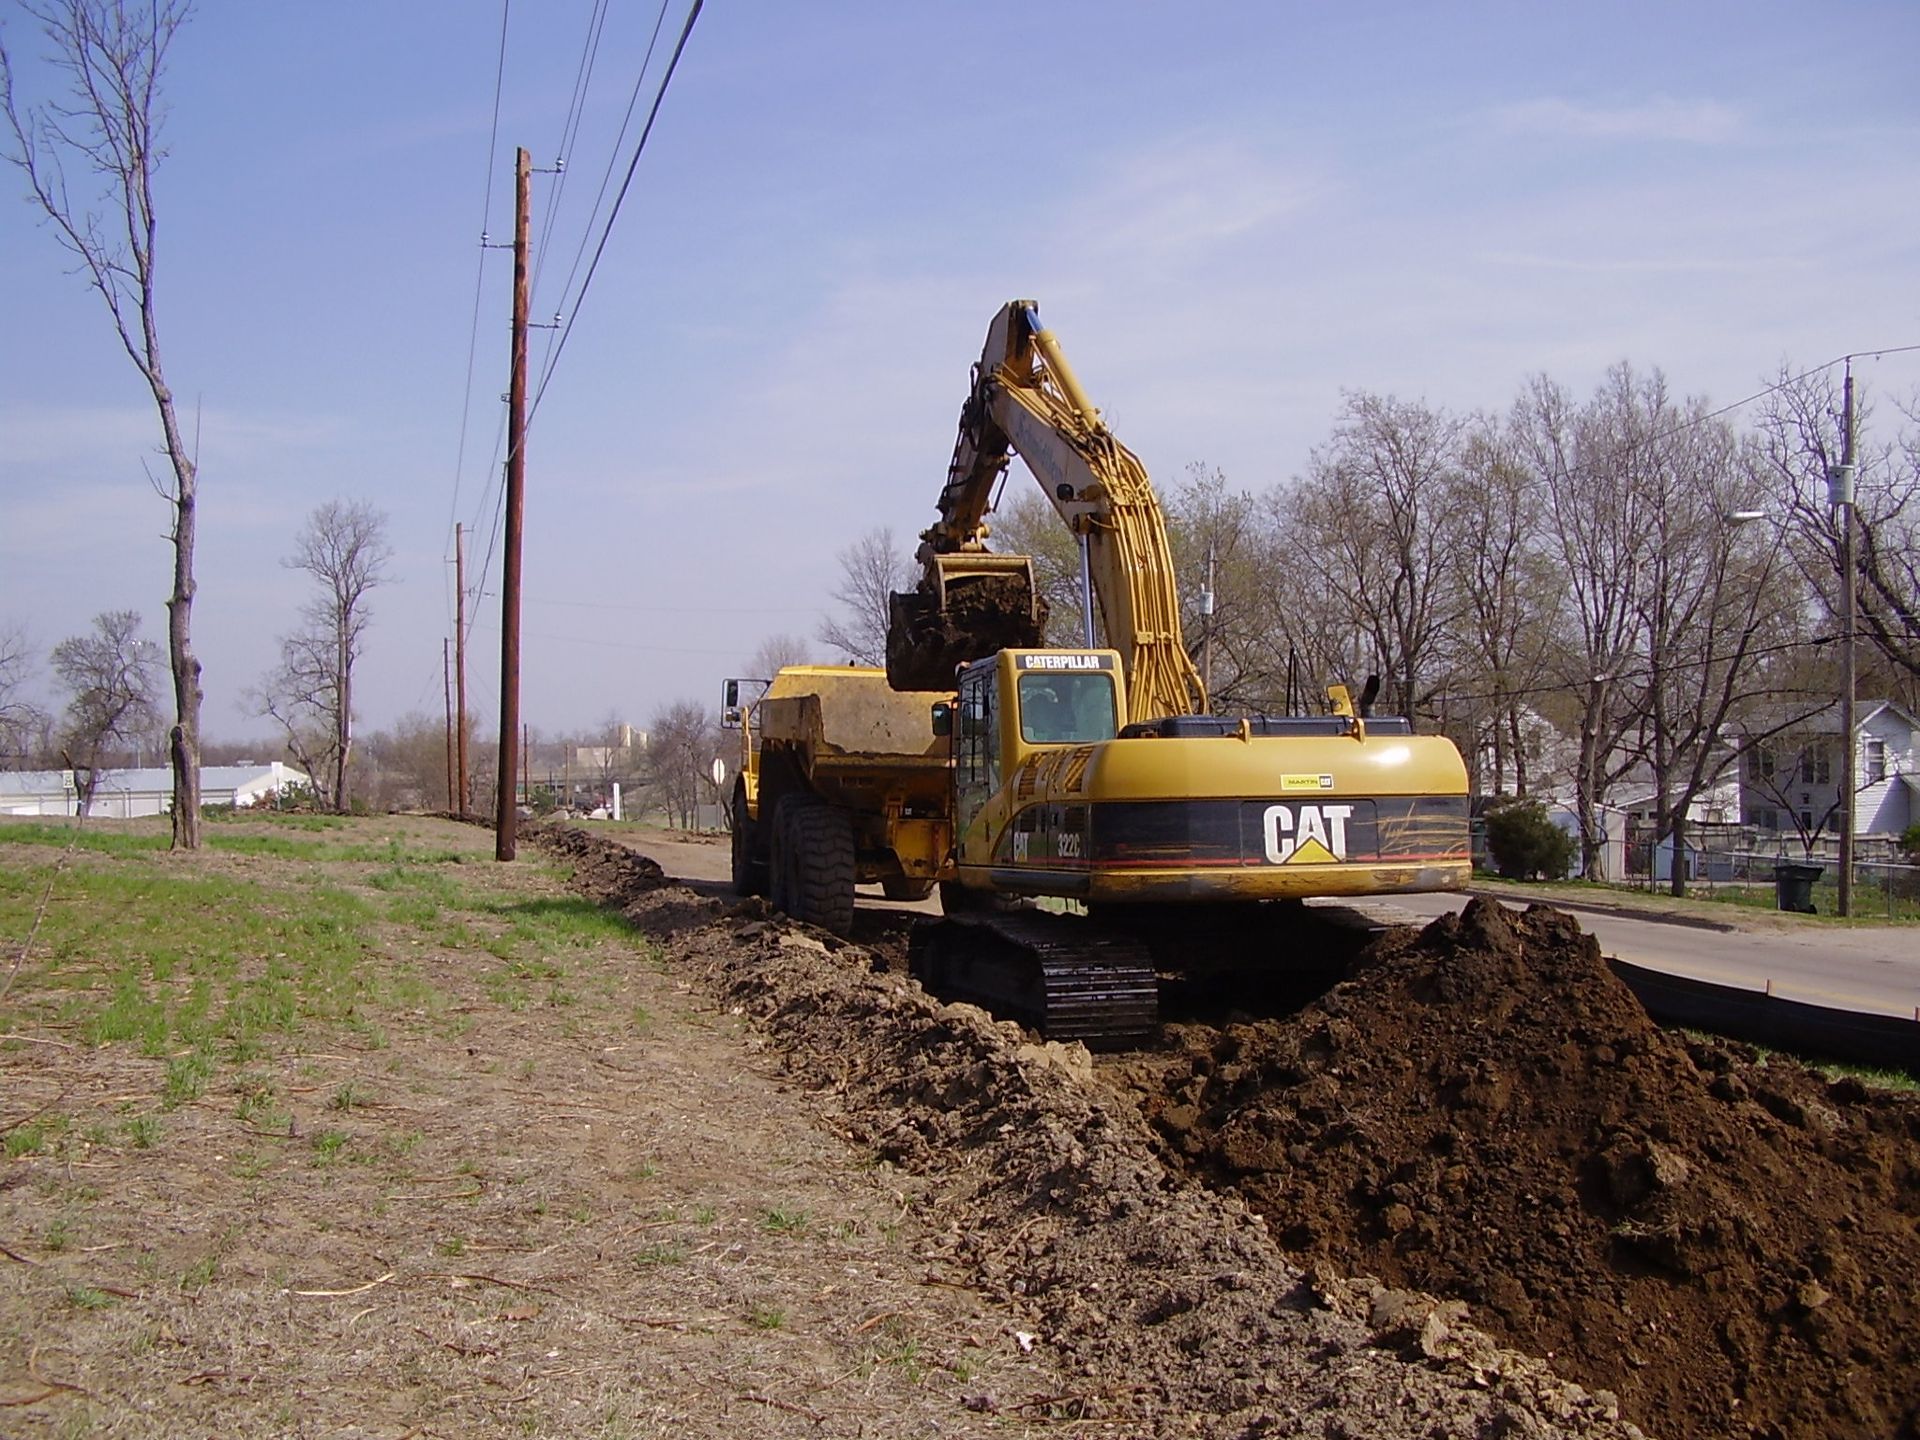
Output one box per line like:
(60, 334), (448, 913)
(5, 816), (1917, 1438)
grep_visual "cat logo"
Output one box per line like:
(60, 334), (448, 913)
(1262, 803), (1353, 864)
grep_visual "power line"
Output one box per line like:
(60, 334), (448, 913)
(445, 0), (514, 592)
(529, 0), (704, 423)
(529, 0), (611, 306)
(531, 0), (674, 390)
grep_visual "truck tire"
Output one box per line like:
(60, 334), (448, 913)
(767, 796), (796, 914)
(775, 796), (856, 936)
(881, 876), (937, 902)
(729, 780), (765, 897)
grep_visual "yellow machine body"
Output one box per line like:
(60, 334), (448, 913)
(945, 650), (1471, 906)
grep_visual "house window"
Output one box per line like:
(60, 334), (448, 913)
(1798, 746), (1831, 785)
(1800, 810), (1813, 832)
(1747, 748), (1775, 781)
(1863, 736), (1887, 784)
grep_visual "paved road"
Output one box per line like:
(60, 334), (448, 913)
(1345, 891), (1920, 1021)
(600, 828), (1918, 1021)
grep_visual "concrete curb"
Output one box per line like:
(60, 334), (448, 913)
(1466, 886), (1743, 934)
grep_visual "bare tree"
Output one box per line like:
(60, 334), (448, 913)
(1755, 365), (1920, 697)
(983, 489), (1086, 646)
(1164, 463), (1262, 711)
(1278, 392), (1466, 723)
(255, 500), (392, 811)
(817, 527), (908, 667)
(2, 0), (204, 848)
(0, 621), (49, 766)
(1627, 413), (1798, 896)
(744, 633), (814, 680)
(1510, 369), (1655, 878)
(644, 698), (717, 830)
(51, 609), (159, 812)
(1434, 422), (1559, 796)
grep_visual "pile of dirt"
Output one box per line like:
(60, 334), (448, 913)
(525, 819), (667, 893)
(543, 833), (1646, 1440)
(1125, 898), (1920, 1440)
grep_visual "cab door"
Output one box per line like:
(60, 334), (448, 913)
(952, 666), (999, 864)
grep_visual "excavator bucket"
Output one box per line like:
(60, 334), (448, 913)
(885, 553), (1047, 692)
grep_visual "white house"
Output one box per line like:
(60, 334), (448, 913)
(0, 763), (309, 819)
(1738, 700), (1918, 841)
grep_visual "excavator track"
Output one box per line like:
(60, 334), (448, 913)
(907, 910), (1158, 1049)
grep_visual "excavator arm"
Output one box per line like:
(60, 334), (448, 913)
(886, 301), (1207, 722)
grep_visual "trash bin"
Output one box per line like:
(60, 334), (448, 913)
(1772, 862), (1823, 914)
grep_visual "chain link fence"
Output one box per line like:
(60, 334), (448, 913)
(1624, 838), (1920, 920)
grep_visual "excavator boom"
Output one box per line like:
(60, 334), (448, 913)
(885, 302), (1205, 721)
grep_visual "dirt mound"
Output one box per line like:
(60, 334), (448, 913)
(1128, 898), (1920, 1440)
(539, 831), (1644, 1439)
(525, 820), (667, 893)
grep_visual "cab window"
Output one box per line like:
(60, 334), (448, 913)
(1018, 673), (1117, 745)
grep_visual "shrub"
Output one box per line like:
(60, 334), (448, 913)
(1484, 798), (1575, 881)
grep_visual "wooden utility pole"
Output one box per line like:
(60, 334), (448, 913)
(443, 638), (455, 810)
(495, 146), (531, 861)
(455, 522), (470, 817)
(1837, 361), (1857, 917)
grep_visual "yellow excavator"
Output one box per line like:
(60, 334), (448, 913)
(892, 301), (1472, 1043)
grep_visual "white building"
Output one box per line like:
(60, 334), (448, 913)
(1738, 700), (1917, 840)
(0, 763), (309, 819)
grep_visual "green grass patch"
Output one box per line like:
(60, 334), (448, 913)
(759, 1207), (809, 1236)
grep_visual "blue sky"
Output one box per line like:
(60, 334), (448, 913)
(3, 1), (1917, 741)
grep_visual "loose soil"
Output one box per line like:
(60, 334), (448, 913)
(1110, 900), (1920, 1440)
(885, 573), (1048, 692)
(6, 817), (1917, 1439)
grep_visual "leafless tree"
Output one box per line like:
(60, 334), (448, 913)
(254, 500), (392, 811)
(1755, 365), (1920, 700)
(744, 633), (814, 680)
(984, 489), (1086, 646)
(1161, 464), (1265, 711)
(1509, 369), (1658, 878)
(50, 609), (159, 812)
(0, 621), (49, 766)
(644, 697), (717, 829)
(1626, 413), (1800, 896)
(359, 712), (450, 812)
(818, 527), (909, 667)
(1432, 422), (1559, 796)
(1277, 392), (1466, 723)
(2, 0), (204, 847)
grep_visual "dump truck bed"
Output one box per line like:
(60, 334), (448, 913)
(758, 667), (950, 811)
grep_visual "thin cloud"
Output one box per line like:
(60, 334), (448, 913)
(1492, 96), (1744, 144)
(1477, 250), (1807, 276)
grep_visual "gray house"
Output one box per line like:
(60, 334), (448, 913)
(1739, 700), (1918, 841)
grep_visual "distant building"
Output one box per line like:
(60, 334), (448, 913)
(0, 763), (310, 819)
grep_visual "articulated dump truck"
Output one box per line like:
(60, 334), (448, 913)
(722, 666), (953, 936)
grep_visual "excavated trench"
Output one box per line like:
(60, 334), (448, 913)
(538, 824), (1920, 1440)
